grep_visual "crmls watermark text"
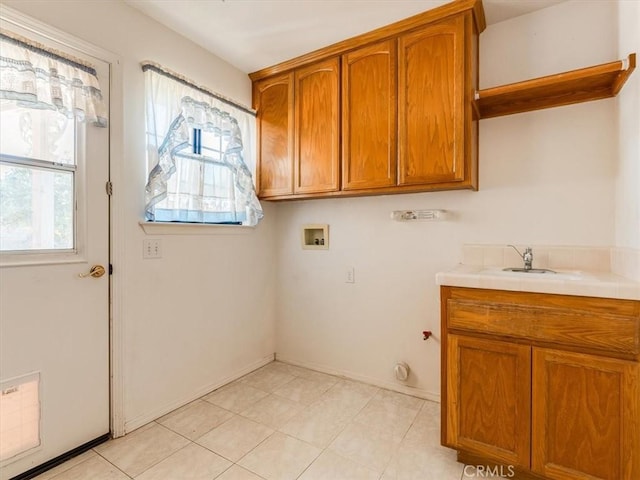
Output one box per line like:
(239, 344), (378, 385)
(463, 465), (516, 478)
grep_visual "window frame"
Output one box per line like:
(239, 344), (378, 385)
(0, 118), (88, 267)
(143, 67), (262, 227)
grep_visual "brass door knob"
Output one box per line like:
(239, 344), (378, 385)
(78, 265), (106, 278)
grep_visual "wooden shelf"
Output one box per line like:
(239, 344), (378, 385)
(476, 53), (636, 119)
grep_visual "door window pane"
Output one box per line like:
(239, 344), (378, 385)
(0, 102), (75, 165)
(0, 100), (78, 254)
(0, 164), (74, 251)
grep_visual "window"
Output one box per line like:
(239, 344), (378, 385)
(0, 106), (78, 251)
(143, 64), (263, 226)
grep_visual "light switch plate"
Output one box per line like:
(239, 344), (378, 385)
(143, 239), (162, 259)
(346, 266), (355, 283)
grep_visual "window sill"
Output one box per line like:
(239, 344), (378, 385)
(138, 221), (255, 235)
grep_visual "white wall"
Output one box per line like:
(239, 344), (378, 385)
(616, 0), (640, 249)
(274, 0), (621, 399)
(2, 0), (277, 432)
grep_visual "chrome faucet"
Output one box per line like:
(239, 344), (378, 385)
(508, 245), (533, 271)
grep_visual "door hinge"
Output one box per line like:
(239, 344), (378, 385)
(106, 181), (113, 196)
(109, 264), (113, 275)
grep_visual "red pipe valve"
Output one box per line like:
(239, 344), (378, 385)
(422, 330), (432, 340)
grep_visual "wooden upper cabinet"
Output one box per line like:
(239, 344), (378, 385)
(532, 348), (640, 480)
(294, 58), (340, 194)
(342, 40), (397, 190)
(253, 73), (294, 197)
(446, 334), (532, 469)
(250, 0), (484, 200)
(398, 16), (465, 185)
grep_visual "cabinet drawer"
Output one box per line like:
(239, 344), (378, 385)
(446, 292), (640, 356)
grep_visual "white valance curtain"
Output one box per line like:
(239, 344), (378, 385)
(0, 32), (108, 127)
(143, 63), (263, 226)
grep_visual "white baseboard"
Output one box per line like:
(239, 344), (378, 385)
(275, 354), (440, 404)
(123, 352), (440, 435)
(123, 353), (274, 434)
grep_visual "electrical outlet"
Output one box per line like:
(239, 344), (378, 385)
(346, 266), (355, 283)
(143, 239), (162, 259)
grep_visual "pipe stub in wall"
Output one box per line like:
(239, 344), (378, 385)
(394, 362), (410, 382)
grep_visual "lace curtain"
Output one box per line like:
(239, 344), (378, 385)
(0, 32), (107, 127)
(143, 64), (263, 226)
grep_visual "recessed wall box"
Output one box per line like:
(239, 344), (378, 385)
(302, 224), (329, 250)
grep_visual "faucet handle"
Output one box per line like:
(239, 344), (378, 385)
(508, 245), (533, 270)
(507, 244), (525, 259)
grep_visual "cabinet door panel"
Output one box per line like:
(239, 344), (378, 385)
(398, 17), (464, 185)
(294, 58), (340, 193)
(532, 349), (640, 480)
(254, 74), (294, 197)
(446, 334), (531, 468)
(342, 40), (397, 190)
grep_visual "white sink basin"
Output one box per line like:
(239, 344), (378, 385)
(479, 267), (587, 281)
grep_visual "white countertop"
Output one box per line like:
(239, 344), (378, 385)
(436, 264), (640, 300)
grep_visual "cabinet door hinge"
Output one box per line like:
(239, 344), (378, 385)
(109, 264), (113, 275)
(106, 181), (113, 196)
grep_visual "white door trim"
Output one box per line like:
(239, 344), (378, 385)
(0, 6), (126, 438)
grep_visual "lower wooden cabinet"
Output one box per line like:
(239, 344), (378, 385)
(446, 335), (531, 468)
(532, 348), (639, 480)
(441, 287), (640, 480)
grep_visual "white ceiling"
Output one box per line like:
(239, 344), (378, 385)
(125, 0), (567, 73)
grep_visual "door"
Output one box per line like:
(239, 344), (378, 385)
(398, 16), (465, 185)
(532, 348), (640, 480)
(0, 25), (110, 479)
(342, 40), (397, 191)
(254, 73), (294, 197)
(445, 334), (531, 469)
(294, 57), (340, 194)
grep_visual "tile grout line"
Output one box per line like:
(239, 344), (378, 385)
(91, 447), (134, 479)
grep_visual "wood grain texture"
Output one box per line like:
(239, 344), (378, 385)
(441, 286), (640, 480)
(253, 74), (294, 197)
(342, 40), (397, 190)
(398, 16), (465, 185)
(532, 349), (640, 480)
(447, 287), (640, 318)
(466, 13), (479, 190)
(441, 286), (452, 447)
(258, 177), (476, 200)
(294, 57), (340, 194)
(253, 5), (480, 201)
(447, 334), (531, 467)
(477, 53), (636, 119)
(447, 299), (640, 356)
(248, 0), (485, 81)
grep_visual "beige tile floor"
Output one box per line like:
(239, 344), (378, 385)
(33, 362), (481, 480)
